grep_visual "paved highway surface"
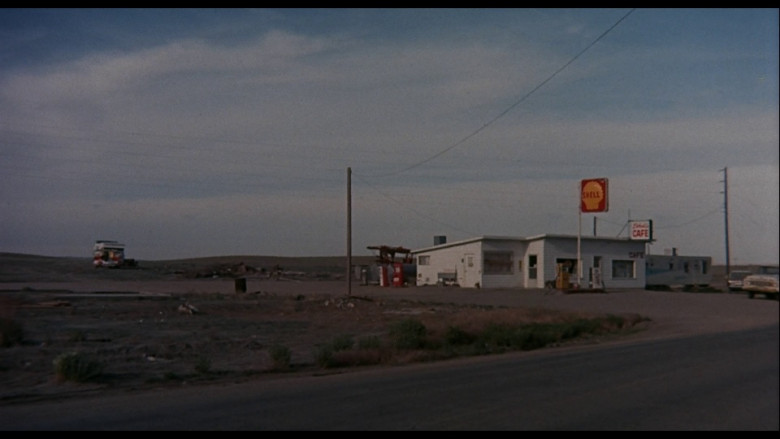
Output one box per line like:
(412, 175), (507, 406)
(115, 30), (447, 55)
(1, 323), (776, 430)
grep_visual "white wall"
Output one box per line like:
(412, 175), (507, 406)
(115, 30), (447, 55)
(415, 240), (481, 287)
(416, 236), (647, 289)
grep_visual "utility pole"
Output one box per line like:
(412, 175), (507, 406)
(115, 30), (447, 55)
(720, 167), (730, 276)
(346, 167), (352, 297)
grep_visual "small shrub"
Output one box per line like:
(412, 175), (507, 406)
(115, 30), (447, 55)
(195, 357), (212, 375)
(478, 323), (515, 351)
(514, 325), (560, 350)
(68, 330), (87, 343)
(328, 349), (383, 367)
(163, 371), (182, 381)
(477, 322), (563, 352)
(53, 351), (104, 383)
(315, 345), (334, 368)
(357, 335), (381, 350)
(269, 344), (291, 371)
(316, 333), (390, 369)
(560, 319), (600, 340)
(314, 333), (357, 369)
(603, 314), (627, 330)
(0, 317), (24, 347)
(444, 326), (476, 346)
(330, 334), (355, 352)
(389, 318), (427, 350)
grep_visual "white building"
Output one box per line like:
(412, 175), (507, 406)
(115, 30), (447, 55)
(412, 234), (648, 289)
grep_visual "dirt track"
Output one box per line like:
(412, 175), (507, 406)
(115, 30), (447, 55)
(7, 275), (776, 339)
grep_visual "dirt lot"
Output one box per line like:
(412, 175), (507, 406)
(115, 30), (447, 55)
(1, 254), (777, 405)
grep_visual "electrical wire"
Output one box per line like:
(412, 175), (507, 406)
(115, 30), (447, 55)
(372, 8), (636, 178)
(352, 172), (477, 236)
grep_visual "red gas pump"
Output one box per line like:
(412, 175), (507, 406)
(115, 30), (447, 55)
(392, 262), (404, 287)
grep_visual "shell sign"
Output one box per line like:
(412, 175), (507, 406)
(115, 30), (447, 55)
(580, 178), (609, 213)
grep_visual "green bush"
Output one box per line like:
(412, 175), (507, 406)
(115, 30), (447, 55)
(315, 334), (383, 369)
(53, 351), (104, 383)
(477, 322), (571, 352)
(328, 349), (383, 367)
(565, 319), (604, 339)
(330, 334), (355, 352)
(478, 323), (515, 351)
(195, 357), (212, 375)
(514, 325), (560, 350)
(0, 317), (23, 347)
(389, 318), (427, 350)
(269, 344), (291, 371)
(315, 345), (334, 368)
(68, 330), (87, 343)
(444, 325), (476, 346)
(357, 335), (381, 350)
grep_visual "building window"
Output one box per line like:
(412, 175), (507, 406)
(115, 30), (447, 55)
(612, 260), (636, 279)
(528, 254), (538, 279)
(418, 255), (430, 266)
(484, 251), (513, 274)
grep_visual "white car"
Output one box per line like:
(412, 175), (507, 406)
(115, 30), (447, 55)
(727, 270), (753, 292)
(742, 265), (779, 300)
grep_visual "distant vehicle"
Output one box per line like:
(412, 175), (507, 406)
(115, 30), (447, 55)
(727, 270), (753, 292)
(742, 265), (779, 300)
(93, 240), (130, 268)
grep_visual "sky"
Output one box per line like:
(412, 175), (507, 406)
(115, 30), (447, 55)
(0, 8), (777, 265)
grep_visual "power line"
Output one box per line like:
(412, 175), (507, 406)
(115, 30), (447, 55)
(654, 209), (721, 230)
(374, 8), (637, 177)
(351, 172), (476, 236)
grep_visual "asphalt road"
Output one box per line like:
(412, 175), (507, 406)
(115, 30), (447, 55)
(1, 323), (776, 430)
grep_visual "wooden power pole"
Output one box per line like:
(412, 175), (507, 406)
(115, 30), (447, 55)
(721, 167), (730, 276)
(347, 167), (352, 296)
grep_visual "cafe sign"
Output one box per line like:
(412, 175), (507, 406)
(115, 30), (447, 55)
(629, 220), (653, 241)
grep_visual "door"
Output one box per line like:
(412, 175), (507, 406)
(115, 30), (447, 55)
(460, 253), (480, 288)
(592, 256), (603, 289)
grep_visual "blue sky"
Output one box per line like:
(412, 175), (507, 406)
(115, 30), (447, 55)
(0, 8), (777, 264)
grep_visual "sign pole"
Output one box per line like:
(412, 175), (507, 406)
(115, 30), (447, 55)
(579, 177), (609, 289)
(347, 167), (352, 297)
(577, 202), (582, 287)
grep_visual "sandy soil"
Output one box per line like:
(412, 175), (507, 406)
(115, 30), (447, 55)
(1, 254), (777, 406)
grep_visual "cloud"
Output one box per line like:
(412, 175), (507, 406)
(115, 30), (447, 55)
(0, 9), (776, 264)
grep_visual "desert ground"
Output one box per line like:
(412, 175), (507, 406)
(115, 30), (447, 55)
(1, 253), (777, 406)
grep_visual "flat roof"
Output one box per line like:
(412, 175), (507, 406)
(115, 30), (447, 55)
(412, 233), (635, 254)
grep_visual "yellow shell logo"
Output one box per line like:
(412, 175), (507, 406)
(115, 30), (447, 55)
(582, 180), (604, 211)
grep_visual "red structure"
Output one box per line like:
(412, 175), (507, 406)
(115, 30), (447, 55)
(392, 262), (404, 287)
(367, 245), (413, 288)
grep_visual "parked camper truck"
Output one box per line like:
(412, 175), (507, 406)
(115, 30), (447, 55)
(93, 240), (125, 268)
(645, 254), (712, 288)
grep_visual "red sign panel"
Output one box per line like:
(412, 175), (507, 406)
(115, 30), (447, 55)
(580, 178), (609, 213)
